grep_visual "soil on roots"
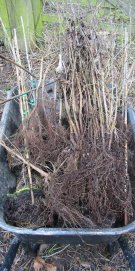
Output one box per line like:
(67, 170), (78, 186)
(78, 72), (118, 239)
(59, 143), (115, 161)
(4, 190), (63, 228)
(44, 130), (132, 228)
(3, 109), (133, 229)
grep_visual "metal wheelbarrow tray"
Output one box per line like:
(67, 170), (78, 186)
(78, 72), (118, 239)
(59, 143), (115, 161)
(0, 90), (135, 246)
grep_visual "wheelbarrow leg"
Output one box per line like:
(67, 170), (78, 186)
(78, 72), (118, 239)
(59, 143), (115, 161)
(0, 238), (39, 271)
(118, 236), (135, 271)
(0, 237), (20, 271)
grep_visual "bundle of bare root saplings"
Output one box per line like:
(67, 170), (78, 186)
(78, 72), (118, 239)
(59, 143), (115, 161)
(3, 18), (134, 229)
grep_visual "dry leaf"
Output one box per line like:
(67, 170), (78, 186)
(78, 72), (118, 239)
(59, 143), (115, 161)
(102, 266), (116, 271)
(33, 256), (45, 271)
(45, 263), (57, 271)
(33, 256), (57, 271)
(81, 262), (90, 268)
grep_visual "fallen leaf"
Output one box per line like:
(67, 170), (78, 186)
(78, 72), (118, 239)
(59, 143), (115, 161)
(102, 266), (116, 271)
(45, 263), (57, 271)
(33, 256), (45, 271)
(33, 256), (57, 271)
(81, 262), (90, 268)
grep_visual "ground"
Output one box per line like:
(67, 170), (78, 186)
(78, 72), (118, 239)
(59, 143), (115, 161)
(0, 228), (134, 270)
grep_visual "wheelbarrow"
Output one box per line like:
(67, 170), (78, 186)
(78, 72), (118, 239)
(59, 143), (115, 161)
(0, 90), (135, 270)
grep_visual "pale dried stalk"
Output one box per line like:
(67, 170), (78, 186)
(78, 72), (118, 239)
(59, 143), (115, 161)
(109, 86), (119, 150)
(96, 79), (105, 145)
(13, 30), (29, 123)
(84, 35), (105, 142)
(76, 74), (83, 133)
(101, 71), (109, 131)
(0, 54), (36, 79)
(0, 17), (16, 58)
(69, 47), (80, 135)
(13, 29), (34, 204)
(108, 52), (115, 131)
(63, 85), (78, 140)
(59, 96), (63, 125)
(0, 14), (34, 77)
(20, 16), (35, 103)
(36, 58), (44, 104)
(0, 141), (49, 179)
(13, 29), (24, 121)
(72, 57), (80, 130)
(20, 16), (32, 77)
(91, 70), (104, 143)
(123, 28), (129, 226)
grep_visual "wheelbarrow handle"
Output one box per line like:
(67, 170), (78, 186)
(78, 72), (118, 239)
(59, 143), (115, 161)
(0, 237), (20, 271)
